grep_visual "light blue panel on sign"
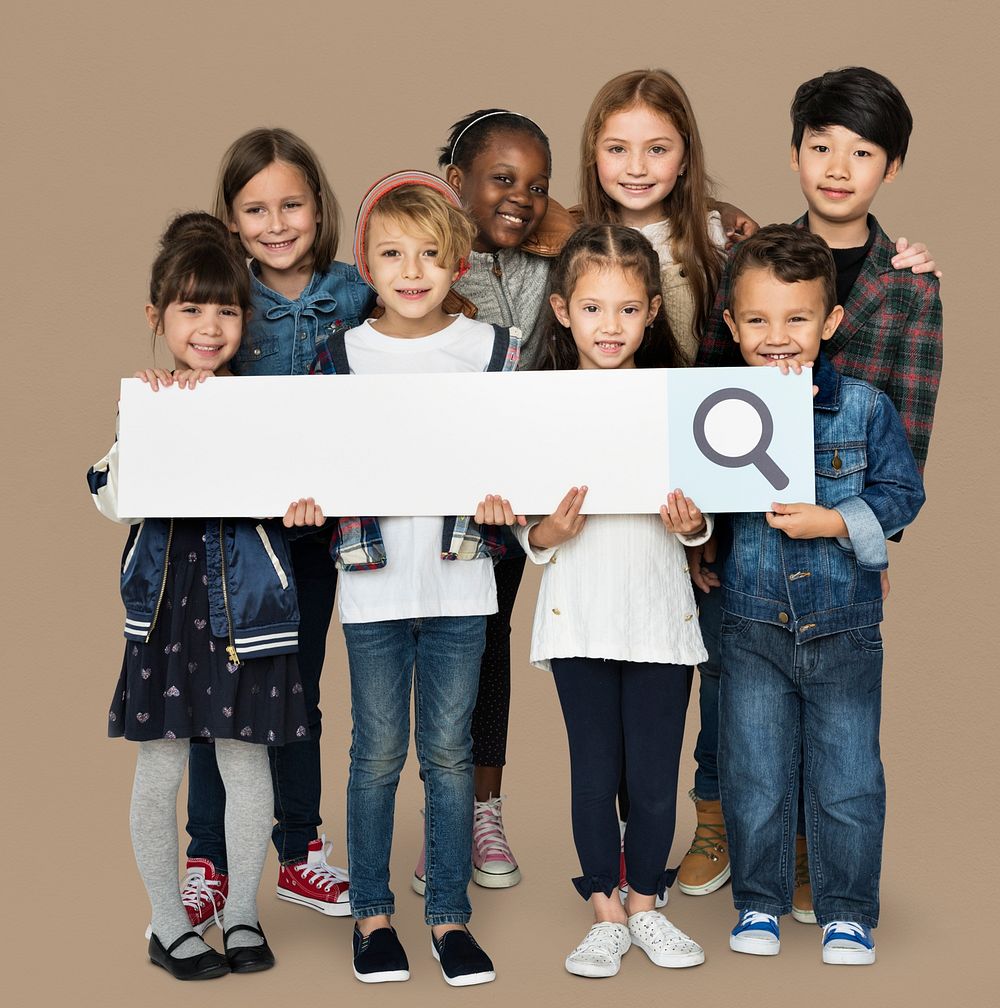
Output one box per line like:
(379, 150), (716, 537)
(667, 367), (815, 512)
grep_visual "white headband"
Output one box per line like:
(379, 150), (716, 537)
(448, 110), (543, 166)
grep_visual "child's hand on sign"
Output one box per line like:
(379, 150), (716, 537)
(283, 497), (326, 528)
(474, 494), (527, 527)
(527, 486), (588, 550)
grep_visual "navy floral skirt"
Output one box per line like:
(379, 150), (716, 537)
(108, 520), (308, 745)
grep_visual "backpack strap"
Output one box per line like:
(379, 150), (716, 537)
(486, 324), (516, 372)
(314, 324), (352, 375)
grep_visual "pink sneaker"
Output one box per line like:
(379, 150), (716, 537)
(276, 836), (351, 916)
(472, 796), (521, 888)
(412, 837), (427, 896)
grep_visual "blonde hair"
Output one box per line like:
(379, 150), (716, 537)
(212, 127), (341, 269)
(580, 69), (724, 338)
(366, 185), (475, 272)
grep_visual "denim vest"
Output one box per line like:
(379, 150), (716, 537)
(231, 261), (375, 376)
(723, 354), (925, 642)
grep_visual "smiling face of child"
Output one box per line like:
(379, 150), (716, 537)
(550, 263), (661, 370)
(147, 299), (244, 373)
(725, 267), (842, 367)
(227, 160), (321, 289)
(792, 125), (899, 244)
(447, 132), (550, 253)
(595, 103), (687, 228)
(365, 211), (460, 338)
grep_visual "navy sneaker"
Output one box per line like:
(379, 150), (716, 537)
(730, 910), (780, 955)
(431, 928), (496, 987)
(822, 921), (876, 965)
(352, 925), (410, 983)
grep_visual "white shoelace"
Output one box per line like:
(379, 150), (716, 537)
(181, 869), (224, 932)
(473, 796), (514, 860)
(739, 910), (778, 930)
(295, 836), (349, 891)
(824, 921), (869, 942)
(630, 911), (700, 951)
(569, 923), (630, 963)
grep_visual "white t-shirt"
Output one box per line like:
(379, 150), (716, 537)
(338, 315), (501, 624)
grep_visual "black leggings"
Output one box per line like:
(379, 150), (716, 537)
(471, 553), (526, 768)
(552, 657), (690, 899)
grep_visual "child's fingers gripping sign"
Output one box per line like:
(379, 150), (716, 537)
(134, 367), (174, 391)
(474, 494), (527, 527)
(283, 497), (326, 528)
(660, 488), (707, 536)
(528, 486), (588, 549)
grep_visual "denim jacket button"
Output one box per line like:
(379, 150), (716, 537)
(778, 611), (790, 624)
(253, 348), (261, 357)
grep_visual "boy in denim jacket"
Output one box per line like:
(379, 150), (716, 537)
(685, 68), (942, 915)
(718, 226), (924, 965)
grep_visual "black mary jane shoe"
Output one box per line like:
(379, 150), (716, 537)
(223, 923), (276, 973)
(148, 931), (230, 981)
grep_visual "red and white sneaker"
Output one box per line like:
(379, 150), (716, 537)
(143, 857), (227, 940)
(618, 822), (667, 908)
(182, 858), (228, 934)
(472, 796), (521, 888)
(276, 836), (351, 916)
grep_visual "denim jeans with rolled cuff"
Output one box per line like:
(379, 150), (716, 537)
(343, 615), (486, 925)
(719, 617), (885, 928)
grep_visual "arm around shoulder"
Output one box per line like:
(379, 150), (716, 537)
(885, 272), (943, 473)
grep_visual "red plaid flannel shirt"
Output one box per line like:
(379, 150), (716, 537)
(697, 215), (942, 473)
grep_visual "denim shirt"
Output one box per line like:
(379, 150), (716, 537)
(231, 261), (375, 376)
(723, 354), (925, 642)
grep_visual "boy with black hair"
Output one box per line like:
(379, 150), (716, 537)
(681, 69), (943, 918)
(718, 225), (924, 965)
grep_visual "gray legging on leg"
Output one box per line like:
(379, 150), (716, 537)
(130, 738), (272, 955)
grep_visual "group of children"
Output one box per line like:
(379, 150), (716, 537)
(88, 64), (941, 985)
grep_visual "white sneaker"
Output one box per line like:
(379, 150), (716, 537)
(565, 922), (632, 978)
(822, 921), (876, 965)
(627, 910), (705, 968)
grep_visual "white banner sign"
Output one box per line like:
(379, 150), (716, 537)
(116, 368), (815, 517)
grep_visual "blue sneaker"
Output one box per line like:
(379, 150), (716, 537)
(730, 910), (780, 955)
(821, 921), (876, 965)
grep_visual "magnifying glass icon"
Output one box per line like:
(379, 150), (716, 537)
(692, 388), (789, 491)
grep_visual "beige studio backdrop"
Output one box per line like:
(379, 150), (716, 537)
(4, 1), (998, 1005)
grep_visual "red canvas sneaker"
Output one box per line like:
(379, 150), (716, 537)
(276, 836), (351, 916)
(182, 858), (228, 934)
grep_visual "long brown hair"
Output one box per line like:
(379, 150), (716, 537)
(212, 127), (341, 270)
(541, 224), (681, 371)
(579, 69), (723, 338)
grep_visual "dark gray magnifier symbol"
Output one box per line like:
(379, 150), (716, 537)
(693, 388), (789, 491)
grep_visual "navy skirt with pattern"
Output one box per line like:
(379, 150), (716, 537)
(108, 520), (308, 745)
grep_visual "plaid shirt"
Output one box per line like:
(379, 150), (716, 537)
(697, 215), (942, 472)
(310, 323), (521, 571)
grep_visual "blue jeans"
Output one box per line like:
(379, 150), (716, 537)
(719, 617), (885, 928)
(343, 616), (486, 925)
(186, 533), (336, 869)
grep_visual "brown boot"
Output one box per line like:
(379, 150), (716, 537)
(791, 834), (816, 924)
(677, 790), (730, 895)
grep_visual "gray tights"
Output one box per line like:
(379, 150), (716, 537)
(130, 738), (272, 956)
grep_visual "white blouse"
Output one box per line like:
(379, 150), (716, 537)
(515, 513), (713, 672)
